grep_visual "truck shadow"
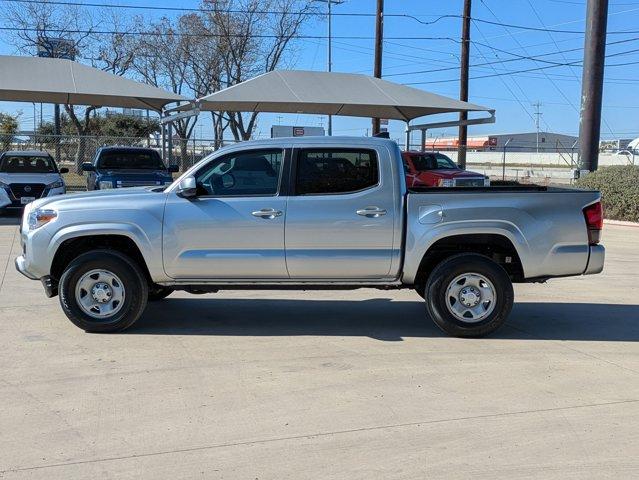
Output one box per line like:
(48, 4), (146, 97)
(132, 298), (639, 342)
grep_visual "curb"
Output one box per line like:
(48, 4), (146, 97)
(604, 219), (639, 228)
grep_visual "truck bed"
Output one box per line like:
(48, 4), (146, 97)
(402, 185), (601, 283)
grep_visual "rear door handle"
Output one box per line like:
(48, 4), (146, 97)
(251, 208), (283, 219)
(356, 207), (387, 218)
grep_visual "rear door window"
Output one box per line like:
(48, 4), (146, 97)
(295, 149), (379, 195)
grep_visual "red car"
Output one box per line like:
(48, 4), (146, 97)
(402, 151), (490, 188)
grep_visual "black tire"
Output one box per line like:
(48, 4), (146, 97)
(59, 249), (149, 333)
(148, 285), (174, 301)
(424, 253), (513, 338)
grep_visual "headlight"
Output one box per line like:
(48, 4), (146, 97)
(438, 179), (455, 187)
(28, 209), (57, 230)
(0, 180), (8, 189)
(98, 181), (114, 189)
(484, 177), (491, 187)
(48, 179), (64, 189)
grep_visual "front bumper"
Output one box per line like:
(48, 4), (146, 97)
(15, 257), (58, 297)
(15, 254), (38, 280)
(584, 244), (605, 275)
(2, 186), (66, 209)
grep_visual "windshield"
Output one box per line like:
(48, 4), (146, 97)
(0, 155), (58, 173)
(98, 150), (165, 170)
(409, 153), (458, 171)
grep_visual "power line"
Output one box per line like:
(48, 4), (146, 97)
(381, 36), (639, 78)
(385, 43), (586, 77)
(464, 95), (639, 109)
(3, 0), (639, 35)
(0, 25), (460, 41)
(464, 19), (543, 128)
(523, 0), (616, 139)
(404, 48), (639, 85)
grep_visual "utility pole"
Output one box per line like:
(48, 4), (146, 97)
(457, 0), (472, 169)
(372, 0), (384, 136)
(314, 0), (345, 136)
(532, 101), (542, 153)
(578, 0), (609, 173)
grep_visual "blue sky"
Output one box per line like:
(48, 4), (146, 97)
(1, 0), (638, 142)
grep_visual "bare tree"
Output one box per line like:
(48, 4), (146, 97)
(203, 0), (314, 141)
(131, 16), (199, 167)
(86, 11), (136, 76)
(179, 12), (229, 148)
(2, 0), (96, 58)
(2, 0), (101, 170)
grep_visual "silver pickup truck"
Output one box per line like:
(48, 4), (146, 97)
(15, 137), (605, 337)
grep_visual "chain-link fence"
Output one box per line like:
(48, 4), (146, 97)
(8, 133), (240, 190)
(415, 142), (636, 186)
(6, 134), (637, 190)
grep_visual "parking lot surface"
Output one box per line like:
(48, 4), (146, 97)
(0, 217), (638, 479)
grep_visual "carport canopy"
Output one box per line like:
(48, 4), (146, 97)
(0, 55), (187, 111)
(192, 70), (492, 121)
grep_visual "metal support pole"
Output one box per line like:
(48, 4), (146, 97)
(502, 147), (506, 181)
(420, 129), (426, 153)
(161, 122), (166, 159)
(502, 138), (512, 181)
(405, 124), (410, 150)
(146, 110), (151, 147)
(457, 0), (472, 170)
(327, 0), (333, 136)
(32, 103), (36, 139)
(578, 0), (609, 173)
(54, 103), (61, 161)
(167, 122), (173, 166)
(372, 0), (384, 136)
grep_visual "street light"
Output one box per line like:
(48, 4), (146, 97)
(313, 0), (345, 136)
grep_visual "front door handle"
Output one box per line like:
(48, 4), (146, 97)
(356, 207), (387, 218)
(251, 208), (283, 219)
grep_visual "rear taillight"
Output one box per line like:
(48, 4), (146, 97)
(583, 201), (603, 244)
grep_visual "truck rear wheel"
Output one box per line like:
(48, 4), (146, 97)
(424, 253), (513, 337)
(59, 250), (148, 333)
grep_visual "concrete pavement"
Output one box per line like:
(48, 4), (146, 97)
(0, 219), (638, 479)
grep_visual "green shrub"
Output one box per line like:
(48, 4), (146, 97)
(575, 165), (639, 222)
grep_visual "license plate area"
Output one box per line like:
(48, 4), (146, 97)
(20, 197), (35, 205)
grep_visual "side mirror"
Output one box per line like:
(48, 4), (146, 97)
(81, 162), (95, 172)
(176, 176), (197, 198)
(59, 167), (69, 174)
(167, 165), (179, 173)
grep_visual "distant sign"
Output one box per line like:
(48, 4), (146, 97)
(37, 37), (76, 60)
(380, 118), (389, 126)
(271, 125), (325, 138)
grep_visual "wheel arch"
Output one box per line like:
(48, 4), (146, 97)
(409, 232), (526, 288)
(49, 226), (154, 282)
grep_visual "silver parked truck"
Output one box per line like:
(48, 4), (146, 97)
(15, 137), (605, 337)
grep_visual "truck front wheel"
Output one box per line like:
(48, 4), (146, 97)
(59, 250), (149, 333)
(424, 253), (513, 337)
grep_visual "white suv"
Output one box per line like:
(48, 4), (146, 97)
(0, 151), (68, 211)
